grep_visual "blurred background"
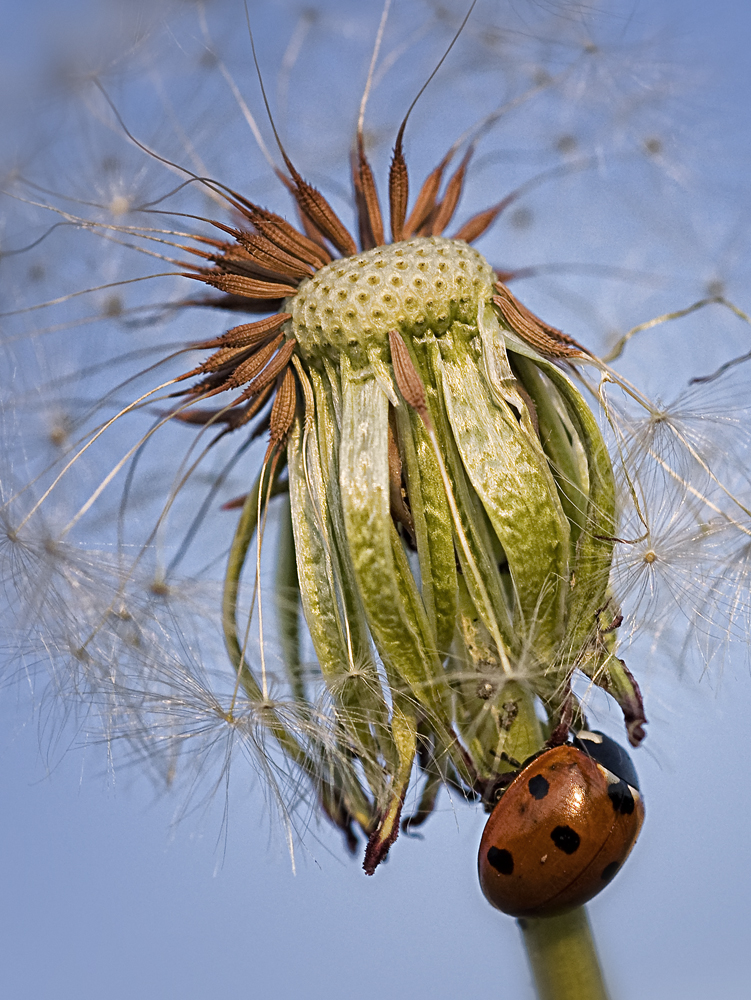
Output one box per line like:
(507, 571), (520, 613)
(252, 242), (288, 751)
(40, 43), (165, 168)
(1, 1), (750, 998)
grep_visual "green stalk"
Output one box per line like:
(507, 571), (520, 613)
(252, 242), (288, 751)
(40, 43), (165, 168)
(518, 908), (610, 1000)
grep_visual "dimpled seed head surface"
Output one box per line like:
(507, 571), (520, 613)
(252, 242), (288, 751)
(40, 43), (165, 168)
(289, 236), (495, 360)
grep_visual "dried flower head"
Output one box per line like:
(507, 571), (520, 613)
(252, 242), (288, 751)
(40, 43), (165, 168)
(2, 0), (750, 886)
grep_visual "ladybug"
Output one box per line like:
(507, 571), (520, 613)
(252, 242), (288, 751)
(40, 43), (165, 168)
(478, 730), (645, 917)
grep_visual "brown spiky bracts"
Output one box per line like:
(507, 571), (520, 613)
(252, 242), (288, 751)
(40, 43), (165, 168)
(171, 127), (590, 457)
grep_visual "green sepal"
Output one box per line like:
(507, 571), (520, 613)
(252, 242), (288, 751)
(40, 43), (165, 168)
(393, 401), (457, 657)
(287, 413), (391, 802)
(363, 701), (417, 874)
(338, 356), (452, 725)
(308, 365), (378, 671)
(439, 326), (569, 659)
(423, 336), (517, 655)
(453, 574), (545, 781)
(522, 356), (616, 663)
(579, 651), (647, 747)
(222, 464), (373, 827)
(511, 354), (589, 553)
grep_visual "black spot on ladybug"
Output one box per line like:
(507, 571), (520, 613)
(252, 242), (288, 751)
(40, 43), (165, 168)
(601, 862), (620, 882)
(550, 825), (580, 854)
(607, 780), (635, 815)
(528, 774), (550, 800)
(487, 847), (514, 875)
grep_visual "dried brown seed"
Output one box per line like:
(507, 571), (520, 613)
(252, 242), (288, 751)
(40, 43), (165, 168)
(493, 283), (589, 358)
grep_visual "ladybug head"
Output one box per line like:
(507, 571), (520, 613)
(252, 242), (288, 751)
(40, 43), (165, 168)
(572, 730), (640, 790)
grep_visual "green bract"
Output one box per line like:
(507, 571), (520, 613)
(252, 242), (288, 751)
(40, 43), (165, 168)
(221, 236), (644, 868)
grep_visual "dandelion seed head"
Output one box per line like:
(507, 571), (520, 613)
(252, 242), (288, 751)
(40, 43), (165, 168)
(2, 0), (750, 877)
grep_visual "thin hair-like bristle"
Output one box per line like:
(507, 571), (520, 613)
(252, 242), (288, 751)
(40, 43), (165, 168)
(244, 18), (357, 257)
(388, 0), (477, 242)
(355, 0), (391, 250)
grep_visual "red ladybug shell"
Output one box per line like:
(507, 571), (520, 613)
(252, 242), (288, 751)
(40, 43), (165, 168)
(478, 744), (645, 917)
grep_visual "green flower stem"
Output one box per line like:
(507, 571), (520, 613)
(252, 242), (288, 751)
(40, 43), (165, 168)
(518, 908), (610, 1000)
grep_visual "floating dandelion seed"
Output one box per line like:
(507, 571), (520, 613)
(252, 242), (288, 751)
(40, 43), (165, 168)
(2, 1), (751, 996)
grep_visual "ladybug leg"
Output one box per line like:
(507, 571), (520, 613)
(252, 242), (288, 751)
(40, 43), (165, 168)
(547, 718), (570, 748)
(479, 762), (521, 809)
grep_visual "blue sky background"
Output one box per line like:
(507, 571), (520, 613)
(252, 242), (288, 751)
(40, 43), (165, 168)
(1, 1), (751, 998)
